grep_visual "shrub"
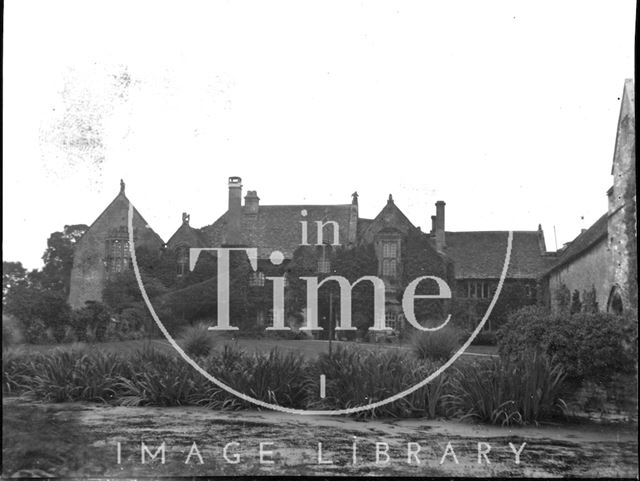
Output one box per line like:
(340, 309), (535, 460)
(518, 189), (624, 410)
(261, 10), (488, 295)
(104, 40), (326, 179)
(23, 318), (50, 344)
(497, 306), (638, 383)
(412, 327), (460, 361)
(70, 302), (112, 342)
(447, 350), (567, 425)
(180, 323), (219, 358)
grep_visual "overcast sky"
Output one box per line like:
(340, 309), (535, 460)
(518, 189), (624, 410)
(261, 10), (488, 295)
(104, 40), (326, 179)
(3, 0), (636, 269)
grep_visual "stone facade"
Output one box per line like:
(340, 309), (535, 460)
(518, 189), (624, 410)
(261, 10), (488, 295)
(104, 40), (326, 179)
(607, 78), (637, 312)
(67, 181), (165, 309)
(543, 79), (637, 314)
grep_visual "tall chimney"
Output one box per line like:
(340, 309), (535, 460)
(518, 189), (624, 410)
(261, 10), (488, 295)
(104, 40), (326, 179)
(435, 201), (446, 250)
(430, 215), (437, 235)
(225, 176), (243, 245)
(244, 190), (260, 215)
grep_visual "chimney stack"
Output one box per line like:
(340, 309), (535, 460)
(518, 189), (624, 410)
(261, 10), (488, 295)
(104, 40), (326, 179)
(435, 201), (446, 251)
(244, 190), (260, 215)
(225, 176), (243, 246)
(430, 215), (437, 234)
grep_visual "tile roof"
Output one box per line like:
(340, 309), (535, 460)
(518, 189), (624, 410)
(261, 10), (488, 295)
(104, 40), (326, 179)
(166, 222), (208, 249)
(543, 213), (608, 276)
(200, 204), (355, 259)
(440, 231), (555, 279)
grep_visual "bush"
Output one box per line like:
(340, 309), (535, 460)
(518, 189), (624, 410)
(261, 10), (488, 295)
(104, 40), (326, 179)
(180, 323), (219, 358)
(70, 302), (112, 342)
(412, 327), (460, 361)
(447, 350), (567, 425)
(497, 306), (638, 383)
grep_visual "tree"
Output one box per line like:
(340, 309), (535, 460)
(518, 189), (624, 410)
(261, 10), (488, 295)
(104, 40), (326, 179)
(40, 224), (88, 295)
(2, 261), (27, 303)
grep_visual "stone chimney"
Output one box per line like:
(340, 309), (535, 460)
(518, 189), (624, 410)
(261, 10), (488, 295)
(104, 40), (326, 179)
(244, 190), (260, 215)
(430, 215), (437, 235)
(225, 176), (243, 245)
(435, 201), (446, 250)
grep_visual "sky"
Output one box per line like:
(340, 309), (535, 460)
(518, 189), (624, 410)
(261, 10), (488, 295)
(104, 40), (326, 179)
(3, 0), (636, 269)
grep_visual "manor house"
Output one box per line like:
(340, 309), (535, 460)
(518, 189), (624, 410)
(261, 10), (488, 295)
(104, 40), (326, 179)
(68, 180), (553, 331)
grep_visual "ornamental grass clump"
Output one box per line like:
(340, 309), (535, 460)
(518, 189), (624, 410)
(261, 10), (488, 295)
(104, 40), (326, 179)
(179, 322), (219, 358)
(446, 350), (567, 426)
(307, 346), (449, 418)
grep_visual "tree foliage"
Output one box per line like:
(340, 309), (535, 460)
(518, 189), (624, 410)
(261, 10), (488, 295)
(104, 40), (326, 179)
(40, 224), (88, 295)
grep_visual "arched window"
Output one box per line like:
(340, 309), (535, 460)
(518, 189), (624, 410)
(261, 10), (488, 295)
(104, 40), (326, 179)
(607, 286), (624, 315)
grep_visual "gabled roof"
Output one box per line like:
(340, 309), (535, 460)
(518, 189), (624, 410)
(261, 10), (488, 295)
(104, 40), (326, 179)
(166, 222), (207, 249)
(440, 231), (555, 279)
(543, 213), (608, 276)
(200, 204), (355, 259)
(360, 197), (415, 243)
(79, 185), (164, 247)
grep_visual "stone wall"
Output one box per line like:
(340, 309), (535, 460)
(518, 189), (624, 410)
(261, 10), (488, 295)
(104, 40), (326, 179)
(607, 79), (637, 312)
(547, 239), (611, 313)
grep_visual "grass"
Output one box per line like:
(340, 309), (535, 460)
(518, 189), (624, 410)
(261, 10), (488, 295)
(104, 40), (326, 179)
(446, 350), (568, 426)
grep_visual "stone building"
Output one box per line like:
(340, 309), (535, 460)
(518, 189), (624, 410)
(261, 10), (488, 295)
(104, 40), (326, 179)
(68, 173), (555, 330)
(67, 180), (165, 309)
(159, 177), (553, 331)
(542, 79), (636, 314)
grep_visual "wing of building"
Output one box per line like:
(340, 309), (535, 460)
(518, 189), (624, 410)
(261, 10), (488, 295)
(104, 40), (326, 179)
(540, 79), (636, 314)
(68, 180), (165, 309)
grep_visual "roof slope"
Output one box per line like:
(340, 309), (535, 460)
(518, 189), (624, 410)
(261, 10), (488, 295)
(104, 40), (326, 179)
(200, 204), (354, 259)
(166, 222), (208, 249)
(544, 213), (608, 276)
(78, 187), (165, 247)
(442, 231), (555, 279)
